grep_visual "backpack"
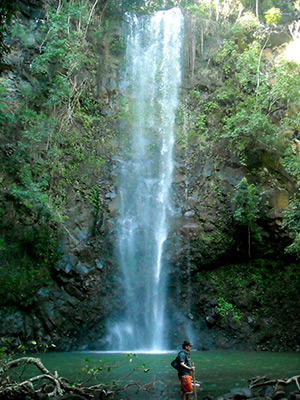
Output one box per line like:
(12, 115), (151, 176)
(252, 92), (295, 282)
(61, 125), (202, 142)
(171, 350), (184, 370)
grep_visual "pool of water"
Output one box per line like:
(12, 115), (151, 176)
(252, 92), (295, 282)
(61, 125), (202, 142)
(26, 351), (300, 399)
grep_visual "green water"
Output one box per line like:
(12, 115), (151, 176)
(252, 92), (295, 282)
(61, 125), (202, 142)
(31, 351), (299, 399)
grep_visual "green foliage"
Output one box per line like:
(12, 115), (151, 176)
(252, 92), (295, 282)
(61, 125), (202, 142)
(210, 23), (300, 169)
(233, 178), (262, 257)
(236, 11), (261, 32)
(77, 353), (149, 389)
(270, 58), (300, 103)
(0, 338), (56, 366)
(0, 81), (9, 124)
(239, 0), (296, 21)
(80, 357), (106, 377)
(113, 0), (296, 19)
(265, 7), (282, 25)
(222, 103), (275, 164)
(1, 347), (150, 398)
(184, 3), (211, 19)
(233, 178), (260, 227)
(282, 145), (300, 181)
(283, 196), (300, 257)
(285, 233), (300, 256)
(216, 296), (242, 323)
(0, 0), (116, 306)
(199, 260), (300, 330)
(110, 36), (126, 56)
(117, 0), (179, 14)
(0, 339), (26, 366)
(231, 12), (261, 49)
(123, 353), (150, 373)
(86, 185), (100, 217)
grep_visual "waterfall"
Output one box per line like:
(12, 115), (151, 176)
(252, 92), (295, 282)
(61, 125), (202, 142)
(107, 8), (184, 351)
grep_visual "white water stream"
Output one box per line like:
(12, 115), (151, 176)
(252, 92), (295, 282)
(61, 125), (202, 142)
(107, 8), (184, 351)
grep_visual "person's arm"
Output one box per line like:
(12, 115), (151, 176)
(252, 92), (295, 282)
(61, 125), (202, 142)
(180, 361), (195, 371)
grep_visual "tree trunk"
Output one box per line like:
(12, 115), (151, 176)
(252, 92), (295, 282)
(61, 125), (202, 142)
(215, 0), (219, 22)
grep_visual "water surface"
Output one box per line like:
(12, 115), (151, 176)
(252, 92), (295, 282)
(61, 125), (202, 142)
(32, 351), (300, 399)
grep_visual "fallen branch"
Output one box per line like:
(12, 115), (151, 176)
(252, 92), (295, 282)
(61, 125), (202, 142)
(249, 375), (300, 392)
(0, 356), (163, 399)
(3, 374), (64, 397)
(3, 357), (51, 375)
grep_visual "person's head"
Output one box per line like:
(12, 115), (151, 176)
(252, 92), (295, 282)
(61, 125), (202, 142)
(182, 340), (193, 351)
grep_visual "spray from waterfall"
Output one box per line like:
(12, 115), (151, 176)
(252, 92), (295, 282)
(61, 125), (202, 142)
(107, 8), (184, 351)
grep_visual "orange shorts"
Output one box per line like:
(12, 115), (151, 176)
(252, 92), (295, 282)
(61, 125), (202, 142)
(178, 374), (193, 394)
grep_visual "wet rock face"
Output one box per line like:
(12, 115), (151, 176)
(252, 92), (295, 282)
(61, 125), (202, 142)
(0, 0), (120, 350)
(16, 0), (45, 19)
(164, 13), (299, 351)
(173, 144), (294, 268)
(0, 264), (113, 351)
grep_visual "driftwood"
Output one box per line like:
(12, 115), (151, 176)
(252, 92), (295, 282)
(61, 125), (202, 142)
(249, 375), (300, 392)
(0, 356), (165, 399)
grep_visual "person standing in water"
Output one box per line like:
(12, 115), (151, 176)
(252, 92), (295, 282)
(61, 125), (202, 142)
(178, 340), (195, 400)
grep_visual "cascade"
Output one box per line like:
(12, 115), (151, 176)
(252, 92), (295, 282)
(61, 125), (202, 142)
(107, 8), (184, 351)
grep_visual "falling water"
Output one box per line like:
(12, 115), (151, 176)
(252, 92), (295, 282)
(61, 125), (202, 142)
(108, 8), (184, 351)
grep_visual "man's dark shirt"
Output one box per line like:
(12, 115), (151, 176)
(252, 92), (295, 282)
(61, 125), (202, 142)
(178, 350), (192, 376)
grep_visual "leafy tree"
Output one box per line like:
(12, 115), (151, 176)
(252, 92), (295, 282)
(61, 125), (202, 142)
(233, 178), (261, 258)
(265, 7), (281, 25)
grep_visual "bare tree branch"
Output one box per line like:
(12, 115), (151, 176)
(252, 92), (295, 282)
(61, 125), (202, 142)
(0, 356), (163, 399)
(249, 375), (300, 392)
(3, 357), (51, 375)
